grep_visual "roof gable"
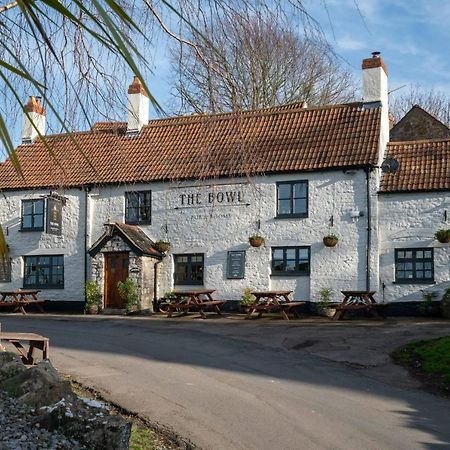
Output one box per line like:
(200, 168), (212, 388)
(390, 105), (450, 142)
(89, 222), (162, 258)
(0, 101), (382, 190)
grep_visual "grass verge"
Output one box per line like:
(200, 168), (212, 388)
(391, 336), (450, 397)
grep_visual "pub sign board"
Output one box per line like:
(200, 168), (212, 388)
(46, 198), (62, 236)
(227, 250), (246, 279)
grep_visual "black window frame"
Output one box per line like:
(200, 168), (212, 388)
(395, 248), (434, 284)
(21, 199), (45, 231)
(271, 246), (311, 276)
(174, 253), (204, 286)
(276, 180), (309, 218)
(125, 190), (152, 225)
(23, 254), (64, 289)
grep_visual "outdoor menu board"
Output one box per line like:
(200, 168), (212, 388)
(46, 197), (63, 236)
(227, 251), (245, 279)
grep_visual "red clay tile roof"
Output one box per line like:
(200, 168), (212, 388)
(0, 101), (382, 190)
(381, 139), (450, 192)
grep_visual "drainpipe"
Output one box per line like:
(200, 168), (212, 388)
(365, 167), (372, 291)
(153, 260), (161, 312)
(83, 187), (90, 298)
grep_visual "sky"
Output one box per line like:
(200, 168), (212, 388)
(147, 0), (450, 108)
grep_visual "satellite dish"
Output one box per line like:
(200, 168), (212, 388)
(381, 157), (399, 174)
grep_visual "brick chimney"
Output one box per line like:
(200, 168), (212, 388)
(127, 76), (149, 133)
(22, 96), (46, 144)
(362, 52), (388, 106)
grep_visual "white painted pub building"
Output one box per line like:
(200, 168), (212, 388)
(0, 53), (449, 312)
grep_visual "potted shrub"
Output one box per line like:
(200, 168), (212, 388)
(154, 240), (171, 253)
(117, 278), (139, 314)
(418, 291), (439, 317)
(323, 233), (338, 247)
(441, 288), (450, 319)
(239, 288), (255, 313)
(249, 234), (264, 248)
(435, 229), (450, 244)
(315, 287), (336, 317)
(84, 280), (102, 314)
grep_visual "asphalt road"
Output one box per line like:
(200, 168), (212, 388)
(1, 315), (450, 450)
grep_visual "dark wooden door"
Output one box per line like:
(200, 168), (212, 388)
(104, 252), (129, 308)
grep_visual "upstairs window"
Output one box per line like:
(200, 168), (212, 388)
(395, 248), (434, 284)
(276, 181), (308, 218)
(125, 191), (152, 224)
(272, 247), (310, 276)
(21, 199), (45, 231)
(174, 254), (204, 285)
(24, 255), (64, 289)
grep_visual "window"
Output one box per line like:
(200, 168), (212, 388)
(21, 199), (45, 231)
(395, 248), (434, 284)
(174, 254), (204, 285)
(276, 181), (308, 218)
(125, 191), (152, 224)
(24, 255), (64, 288)
(272, 247), (310, 276)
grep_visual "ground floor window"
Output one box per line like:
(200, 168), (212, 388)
(23, 255), (64, 288)
(395, 248), (434, 283)
(174, 254), (204, 285)
(271, 246), (310, 275)
(0, 258), (11, 282)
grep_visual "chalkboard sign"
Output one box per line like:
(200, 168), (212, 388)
(227, 251), (245, 279)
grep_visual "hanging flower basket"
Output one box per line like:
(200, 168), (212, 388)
(323, 234), (338, 247)
(435, 229), (450, 244)
(249, 235), (264, 248)
(154, 240), (171, 253)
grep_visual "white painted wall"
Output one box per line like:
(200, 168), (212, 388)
(0, 189), (87, 301)
(90, 169), (373, 303)
(379, 192), (450, 303)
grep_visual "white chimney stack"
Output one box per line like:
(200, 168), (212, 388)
(362, 51), (388, 107)
(127, 76), (149, 133)
(22, 96), (46, 144)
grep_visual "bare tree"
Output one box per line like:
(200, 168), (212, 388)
(390, 84), (450, 126)
(170, 8), (356, 114)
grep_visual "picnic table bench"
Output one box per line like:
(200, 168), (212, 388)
(0, 290), (45, 315)
(0, 332), (49, 364)
(332, 290), (388, 320)
(159, 289), (226, 319)
(245, 290), (305, 320)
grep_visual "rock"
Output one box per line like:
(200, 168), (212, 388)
(2, 359), (72, 408)
(35, 394), (131, 449)
(0, 352), (27, 383)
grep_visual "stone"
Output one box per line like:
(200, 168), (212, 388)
(0, 352), (27, 383)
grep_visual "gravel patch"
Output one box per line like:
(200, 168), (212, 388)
(0, 390), (84, 450)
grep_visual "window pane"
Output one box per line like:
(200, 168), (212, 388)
(416, 271), (424, 278)
(126, 207), (139, 223)
(278, 184), (291, 199)
(397, 271), (405, 278)
(293, 198), (307, 214)
(127, 192), (139, 207)
(416, 251), (423, 259)
(278, 199), (291, 215)
(191, 255), (203, 263)
(286, 249), (295, 260)
(424, 262), (432, 270)
(405, 251), (413, 258)
(424, 250), (432, 258)
(425, 271), (432, 278)
(273, 260), (284, 271)
(273, 249), (283, 260)
(23, 202), (33, 214)
(22, 216), (32, 228)
(298, 261), (309, 273)
(294, 183), (306, 198)
(285, 260), (296, 272)
(34, 214), (44, 228)
(397, 251), (405, 259)
(299, 249), (309, 260)
(34, 200), (44, 214)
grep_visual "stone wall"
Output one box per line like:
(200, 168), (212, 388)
(378, 191), (450, 303)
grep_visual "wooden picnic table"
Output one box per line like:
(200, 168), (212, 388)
(332, 290), (388, 320)
(160, 289), (226, 319)
(0, 290), (45, 315)
(0, 332), (49, 364)
(245, 290), (305, 320)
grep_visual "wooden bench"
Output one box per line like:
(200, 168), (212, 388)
(246, 291), (305, 321)
(0, 290), (45, 315)
(0, 332), (49, 365)
(332, 291), (387, 320)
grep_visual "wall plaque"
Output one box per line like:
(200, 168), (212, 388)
(46, 198), (62, 236)
(227, 251), (246, 279)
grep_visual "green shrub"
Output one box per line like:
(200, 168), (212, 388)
(441, 288), (450, 319)
(117, 278), (139, 314)
(240, 288), (255, 306)
(316, 287), (334, 314)
(84, 280), (102, 313)
(418, 291), (439, 316)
